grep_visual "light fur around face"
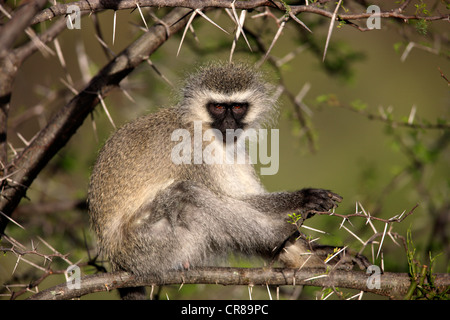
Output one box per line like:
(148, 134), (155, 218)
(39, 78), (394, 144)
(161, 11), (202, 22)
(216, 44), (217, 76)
(180, 62), (278, 129)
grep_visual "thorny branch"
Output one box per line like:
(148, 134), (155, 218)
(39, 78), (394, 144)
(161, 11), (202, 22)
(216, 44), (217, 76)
(1, 202), (425, 299)
(0, 7), (192, 235)
(321, 99), (450, 130)
(0, 0), (448, 300)
(312, 203), (418, 225)
(30, 0), (450, 25)
(0, 0), (48, 52)
(26, 267), (450, 300)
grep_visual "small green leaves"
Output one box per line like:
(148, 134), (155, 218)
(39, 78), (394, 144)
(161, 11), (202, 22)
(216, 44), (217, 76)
(287, 212), (302, 224)
(350, 99), (368, 111)
(414, 19), (429, 35)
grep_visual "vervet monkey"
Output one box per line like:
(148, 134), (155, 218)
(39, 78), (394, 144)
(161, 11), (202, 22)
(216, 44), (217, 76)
(88, 62), (362, 299)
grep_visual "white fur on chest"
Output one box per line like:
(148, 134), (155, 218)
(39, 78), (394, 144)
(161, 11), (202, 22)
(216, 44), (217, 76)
(206, 139), (264, 198)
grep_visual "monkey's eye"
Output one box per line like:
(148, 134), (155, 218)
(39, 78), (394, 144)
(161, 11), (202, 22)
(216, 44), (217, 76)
(232, 104), (247, 114)
(208, 103), (226, 115)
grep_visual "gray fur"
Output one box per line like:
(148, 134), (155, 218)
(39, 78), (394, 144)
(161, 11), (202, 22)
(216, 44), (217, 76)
(88, 62), (342, 299)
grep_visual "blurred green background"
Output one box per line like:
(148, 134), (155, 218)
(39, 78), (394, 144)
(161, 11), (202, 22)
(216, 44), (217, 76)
(1, 2), (448, 299)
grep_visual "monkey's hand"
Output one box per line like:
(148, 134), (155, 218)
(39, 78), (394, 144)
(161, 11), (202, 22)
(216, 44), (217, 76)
(296, 188), (342, 219)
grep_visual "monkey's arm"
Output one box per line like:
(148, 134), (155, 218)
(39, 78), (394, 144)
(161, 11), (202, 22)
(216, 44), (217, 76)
(243, 188), (342, 218)
(120, 182), (343, 279)
(146, 183), (341, 229)
(126, 180), (304, 276)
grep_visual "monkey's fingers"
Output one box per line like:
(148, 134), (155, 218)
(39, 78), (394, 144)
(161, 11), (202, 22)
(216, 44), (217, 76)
(328, 191), (343, 204)
(297, 188), (342, 217)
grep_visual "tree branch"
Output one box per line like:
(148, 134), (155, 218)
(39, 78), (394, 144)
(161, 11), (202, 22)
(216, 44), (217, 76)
(0, 0), (48, 53)
(30, 0), (449, 25)
(0, 0), (50, 178)
(27, 267), (450, 300)
(31, 0), (271, 25)
(0, 7), (192, 235)
(0, 7), (67, 181)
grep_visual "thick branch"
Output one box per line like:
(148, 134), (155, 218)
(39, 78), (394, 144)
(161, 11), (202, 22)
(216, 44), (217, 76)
(27, 267), (450, 300)
(0, 7), (191, 235)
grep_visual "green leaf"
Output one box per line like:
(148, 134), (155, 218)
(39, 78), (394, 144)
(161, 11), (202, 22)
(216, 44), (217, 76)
(393, 42), (404, 53)
(350, 99), (368, 111)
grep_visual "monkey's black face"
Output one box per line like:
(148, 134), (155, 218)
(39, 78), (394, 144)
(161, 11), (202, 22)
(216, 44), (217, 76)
(207, 102), (249, 143)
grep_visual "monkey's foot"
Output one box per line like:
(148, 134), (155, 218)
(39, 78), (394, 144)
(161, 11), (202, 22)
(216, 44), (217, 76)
(279, 236), (371, 271)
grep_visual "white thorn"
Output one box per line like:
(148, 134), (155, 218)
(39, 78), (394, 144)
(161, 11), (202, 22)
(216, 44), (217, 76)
(135, 2), (148, 30)
(97, 92), (116, 129)
(408, 105), (417, 125)
(196, 9), (229, 34)
(112, 11), (117, 45)
(323, 0), (342, 61)
(376, 223), (388, 259)
(289, 11), (312, 33)
(177, 10), (198, 56)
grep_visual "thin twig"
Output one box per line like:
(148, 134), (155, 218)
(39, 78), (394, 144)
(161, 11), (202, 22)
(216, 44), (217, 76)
(311, 203), (418, 224)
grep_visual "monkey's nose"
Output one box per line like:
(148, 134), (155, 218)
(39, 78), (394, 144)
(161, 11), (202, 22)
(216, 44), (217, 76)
(224, 119), (237, 128)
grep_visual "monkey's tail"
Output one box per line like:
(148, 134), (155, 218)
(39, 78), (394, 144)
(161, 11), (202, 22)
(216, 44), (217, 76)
(119, 286), (147, 300)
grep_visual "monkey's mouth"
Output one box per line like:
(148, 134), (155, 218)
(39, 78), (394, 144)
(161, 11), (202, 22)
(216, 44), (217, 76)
(223, 131), (239, 144)
(220, 126), (248, 144)
(210, 118), (247, 144)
